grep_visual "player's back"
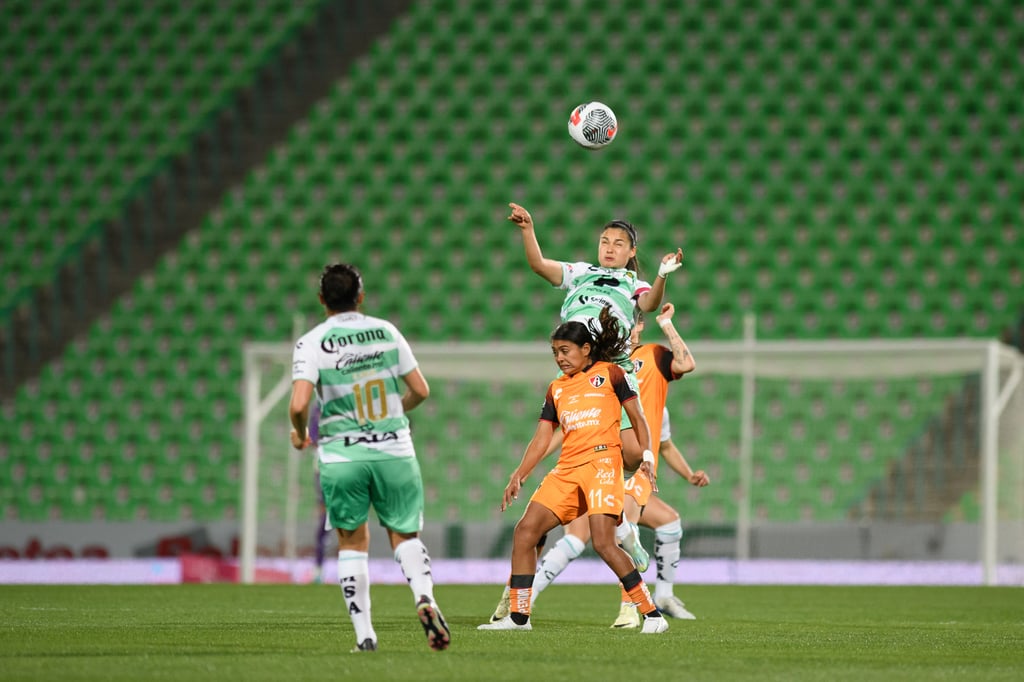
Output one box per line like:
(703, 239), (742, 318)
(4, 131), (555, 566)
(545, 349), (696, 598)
(293, 311), (419, 462)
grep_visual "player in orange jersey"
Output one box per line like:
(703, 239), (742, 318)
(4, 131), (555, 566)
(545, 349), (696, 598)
(478, 307), (668, 634)
(612, 302), (707, 624)
(488, 302), (709, 627)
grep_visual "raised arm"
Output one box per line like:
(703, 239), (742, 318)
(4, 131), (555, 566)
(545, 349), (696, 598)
(508, 202), (563, 286)
(655, 303), (696, 376)
(636, 248), (683, 313)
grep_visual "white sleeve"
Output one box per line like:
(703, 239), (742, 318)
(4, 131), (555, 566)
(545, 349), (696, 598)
(557, 261), (586, 291)
(391, 324), (419, 376)
(660, 407), (671, 443)
(292, 332), (318, 384)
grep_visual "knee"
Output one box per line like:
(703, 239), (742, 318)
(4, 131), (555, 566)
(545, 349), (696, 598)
(591, 535), (619, 560)
(513, 519), (543, 548)
(659, 508), (680, 526)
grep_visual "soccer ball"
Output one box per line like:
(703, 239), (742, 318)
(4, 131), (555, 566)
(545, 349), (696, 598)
(568, 102), (618, 149)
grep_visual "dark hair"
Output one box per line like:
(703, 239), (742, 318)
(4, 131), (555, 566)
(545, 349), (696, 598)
(602, 219), (640, 273)
(319, 263), (363, 312)
(550, 306), (630, 365)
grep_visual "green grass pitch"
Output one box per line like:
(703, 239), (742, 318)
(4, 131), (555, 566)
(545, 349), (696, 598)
(1, 583), (1022, 681)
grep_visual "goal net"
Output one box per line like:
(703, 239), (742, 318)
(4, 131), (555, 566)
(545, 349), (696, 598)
(240, 336), (1024, 585)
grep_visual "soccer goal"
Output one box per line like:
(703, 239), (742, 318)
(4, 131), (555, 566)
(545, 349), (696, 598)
(240, 333), (1024, 585)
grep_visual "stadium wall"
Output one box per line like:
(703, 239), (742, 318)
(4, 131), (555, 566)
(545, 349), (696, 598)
(0, 519), (1013, 563)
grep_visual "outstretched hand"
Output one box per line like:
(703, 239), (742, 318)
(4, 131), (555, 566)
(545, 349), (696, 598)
(507, 202), (534, 230)
(657, 249), (684, 278)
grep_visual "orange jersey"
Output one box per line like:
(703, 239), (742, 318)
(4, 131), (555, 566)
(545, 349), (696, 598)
(629, 343), (683, 452)
(539, 361), (638, 469)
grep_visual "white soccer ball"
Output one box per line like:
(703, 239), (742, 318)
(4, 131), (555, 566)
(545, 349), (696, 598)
(567, 101), (618, 149)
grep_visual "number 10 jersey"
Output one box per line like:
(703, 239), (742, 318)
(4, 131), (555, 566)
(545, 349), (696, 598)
(292, 311), (418, 462)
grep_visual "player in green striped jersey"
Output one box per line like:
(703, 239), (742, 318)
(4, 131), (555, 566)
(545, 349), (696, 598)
(288, 263), (450, 654)
(507, 202), (682, 339)
(507, 201), (684, 467)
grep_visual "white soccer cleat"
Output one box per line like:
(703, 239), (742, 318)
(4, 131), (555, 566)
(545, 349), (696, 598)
(640, 614), (669, 634)
(477, 615), (532, 631)
(610, 602), (641, 629)
(655, 595), (696, 620)
(489, 585), (511, 623)
(619, 523), (650, 572)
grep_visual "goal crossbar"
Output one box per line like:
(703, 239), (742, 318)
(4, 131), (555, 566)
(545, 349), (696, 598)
(240, 337), (1024, 584)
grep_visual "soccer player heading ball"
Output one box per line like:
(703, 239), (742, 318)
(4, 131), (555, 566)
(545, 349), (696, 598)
(506, 201), (683, 473)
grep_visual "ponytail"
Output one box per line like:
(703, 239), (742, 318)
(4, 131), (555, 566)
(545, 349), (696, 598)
(551, 306), (629, 366)
(586, 306), (630, 363)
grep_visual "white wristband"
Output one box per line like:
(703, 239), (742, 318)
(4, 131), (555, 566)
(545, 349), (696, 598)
(658, 319), (673, 330)
(642, 449), (655, 465)
(657, 260), (682, 278)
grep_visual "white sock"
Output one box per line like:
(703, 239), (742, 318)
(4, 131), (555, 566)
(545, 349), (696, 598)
(394, 537), (436, 603)
(533, 534), (586, 603)
(653, 520), (683, 600)
(616, 520), (640, 555)
(337, 550), (376, 643)
(615, 519), (632, 543)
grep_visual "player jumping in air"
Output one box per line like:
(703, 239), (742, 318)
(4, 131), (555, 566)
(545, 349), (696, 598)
(498, 203), (684, 585)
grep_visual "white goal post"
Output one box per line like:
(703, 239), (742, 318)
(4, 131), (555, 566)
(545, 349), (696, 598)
(240, 334), (1024, 585)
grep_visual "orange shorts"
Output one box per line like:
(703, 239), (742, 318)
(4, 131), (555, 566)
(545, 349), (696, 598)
(529, 456), (624, 524)
(624, 466), (654, 508)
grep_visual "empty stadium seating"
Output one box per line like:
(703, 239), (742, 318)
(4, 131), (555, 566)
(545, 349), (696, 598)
(2, 0), (1021, 526)
(0, 0), (326, 311)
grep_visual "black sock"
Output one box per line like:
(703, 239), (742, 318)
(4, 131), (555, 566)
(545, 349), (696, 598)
(620, 569), (642, 592)
(510, 612), (529, 625)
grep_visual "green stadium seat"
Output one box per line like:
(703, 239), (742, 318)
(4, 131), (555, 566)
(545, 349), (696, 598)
(5, 0), (1022, 526)
(0, 0), (326, 311)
